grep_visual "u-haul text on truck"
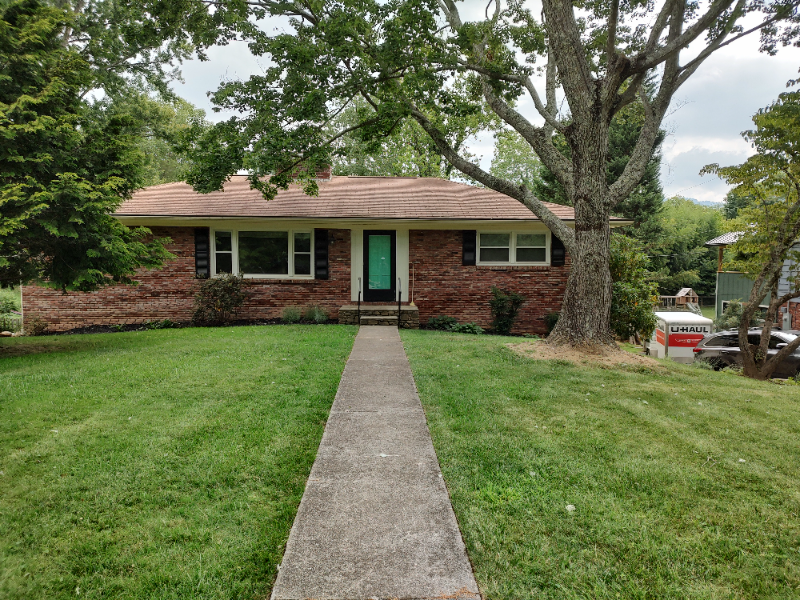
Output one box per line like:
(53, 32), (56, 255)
(649, 312), (713, 363)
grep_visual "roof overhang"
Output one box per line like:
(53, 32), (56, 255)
(114, 214), (633, 228)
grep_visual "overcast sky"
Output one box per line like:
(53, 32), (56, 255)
(170, 7), (800, 205)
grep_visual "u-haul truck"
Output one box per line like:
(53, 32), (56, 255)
(649, 312), (713, 363)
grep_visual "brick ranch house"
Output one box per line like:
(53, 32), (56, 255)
(23, 175), (629, 334)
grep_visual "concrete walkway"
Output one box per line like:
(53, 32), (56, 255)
(271, 326), (479, 600)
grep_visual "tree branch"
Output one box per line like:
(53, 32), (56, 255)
(674, 0), (748, 89)
(481, 83), (574, 197)
(606, 0), (620, 65)
(408, 105), (576, 251)
(541, 0), (595, 121)
(634, 0), (738, 72)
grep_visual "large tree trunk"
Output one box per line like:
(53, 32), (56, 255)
(549, 202), (615, 347)
(549, 123), (616, 348)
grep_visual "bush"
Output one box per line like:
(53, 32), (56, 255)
(450, 322), (484, 335)
(302, 305), (329, 323)
(0, 314), (22, 332)
(427, 315), (458, 330)
(544, 312), (560, 335)
(282, 307), (302, 324)
(192, 274), (248, 325)
(0, 288), (20, 314)
(489, 287), (526, 335)
(609, 235), (659, 340)
(714, 299), (760, 330)
(24, 315), (49, 336)
(692, 358), (715, 371)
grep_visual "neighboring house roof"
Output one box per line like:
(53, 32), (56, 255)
(116, 175), (624, 222)
(705, 231), (742, 247)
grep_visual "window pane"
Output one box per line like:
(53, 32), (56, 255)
(294, 253), (311, 275)
(215, 231), (232, 252)
(517, 247), (546, 262)
(215, 253), (232, 274)
(294, 232), (311, 253)
(480, 233), (510, 247)
(480, 247), (510, 262)
(368, 235), (392, 289)
(723, 335), (740, 347)
(239, 231), (288, 274)
(517, 233), (546, 247)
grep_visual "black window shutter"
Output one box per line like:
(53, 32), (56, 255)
(551, 233), (566, 267)
(194, 228), (210, 278)
(462, 230), (477, 265)
(314, 229), (329, 280)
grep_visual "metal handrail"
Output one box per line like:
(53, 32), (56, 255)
(357, 277), (361, 325)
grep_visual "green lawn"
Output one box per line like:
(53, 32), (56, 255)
(0, 325), (356, 600)
(401, 330), (800, 600)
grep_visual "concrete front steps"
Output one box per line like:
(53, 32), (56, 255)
(338, 304), (419, 328)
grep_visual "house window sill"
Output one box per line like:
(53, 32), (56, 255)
(244, 277), (318, 284)
(477, 264), (552, 270)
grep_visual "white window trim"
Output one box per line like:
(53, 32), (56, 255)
(211, 228), (315, 279)
(477, 231), (550, 266)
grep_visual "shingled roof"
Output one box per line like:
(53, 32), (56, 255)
(705, 231), (742, 247)
(116, 175), (610, 222)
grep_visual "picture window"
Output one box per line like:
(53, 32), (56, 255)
(212, 230), (313, 277)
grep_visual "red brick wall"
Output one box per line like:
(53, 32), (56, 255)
(23, 227), (570, 334)
(22, 227), (352, 332)
(789, 301), (800, 329)
(409, 230), (569, 334)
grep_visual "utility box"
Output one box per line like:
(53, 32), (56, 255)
(649, 312), (713, 363)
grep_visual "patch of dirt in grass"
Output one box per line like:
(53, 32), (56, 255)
(507, 339), (666, 372)
(0, 343), (59, 358)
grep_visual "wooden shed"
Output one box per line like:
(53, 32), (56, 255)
(675, 288), (699, 306)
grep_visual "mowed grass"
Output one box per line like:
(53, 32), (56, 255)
(401, 330), (800, 600)
(0, 325), (356, 599)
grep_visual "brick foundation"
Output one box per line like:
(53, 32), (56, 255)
(409, 230), (570, 335)
(23, 227), (570, 335)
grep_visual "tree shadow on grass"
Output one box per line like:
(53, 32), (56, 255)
(0, 337), (107, 359)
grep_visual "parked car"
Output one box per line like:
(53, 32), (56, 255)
(693, 328), (800, 378)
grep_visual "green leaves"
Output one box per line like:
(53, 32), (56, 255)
(705, 91), (800, 282)
(0, 0), (172, 290)
(610, 235), (658, 339)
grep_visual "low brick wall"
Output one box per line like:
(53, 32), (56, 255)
(409, 230), (570, 335)
(22, 227), (352, 332)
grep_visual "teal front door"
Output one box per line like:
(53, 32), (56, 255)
(363, 230), (396, 302)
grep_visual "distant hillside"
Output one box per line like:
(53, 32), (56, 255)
(686, 198), (723, 208)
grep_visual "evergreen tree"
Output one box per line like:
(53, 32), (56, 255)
(0, 0), (171, 290)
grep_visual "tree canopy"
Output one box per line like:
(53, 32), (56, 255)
(0, 0), (176, 290)
(703, 90), (800, 379)
(328, 89), (498, 178)
(648, 196), (721, 297)
(0, 0), (200, 290)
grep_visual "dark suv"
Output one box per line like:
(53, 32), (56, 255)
(693, 328), (800, 378)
